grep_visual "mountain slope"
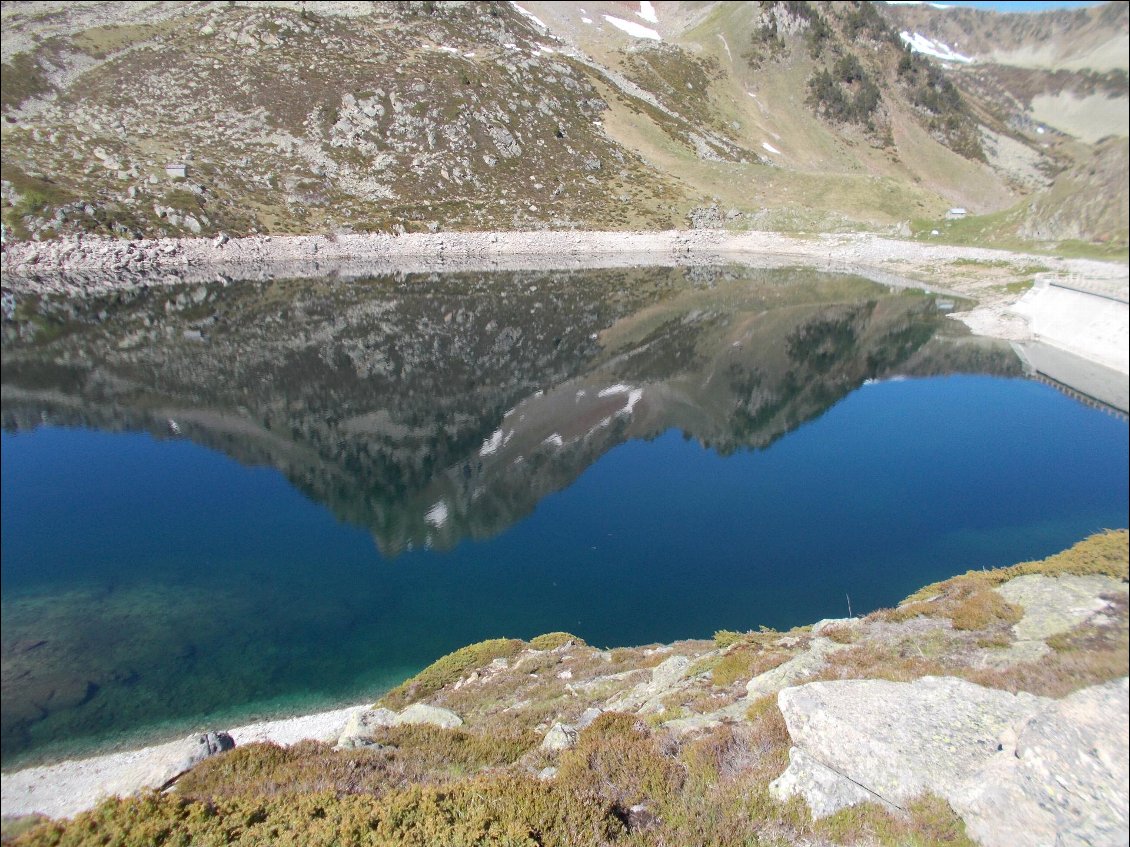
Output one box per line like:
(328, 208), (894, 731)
(0, 1), (1126, 246)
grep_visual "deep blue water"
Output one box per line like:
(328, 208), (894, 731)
(2, 372), (1127, 765)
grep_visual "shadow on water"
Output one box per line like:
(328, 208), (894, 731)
(2, 264), (1124, 766)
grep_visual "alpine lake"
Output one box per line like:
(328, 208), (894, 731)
(2, 263), (1127, 769)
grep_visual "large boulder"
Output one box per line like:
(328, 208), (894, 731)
(393, 703), (463, 729)
(770, 676), (1047, 815)
(122, 731), (235, 792)
(336, 707), (397, 749)
(952, 678), (1129, 847)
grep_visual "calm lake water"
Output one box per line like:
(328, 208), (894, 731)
(2, 265), (1127, 767)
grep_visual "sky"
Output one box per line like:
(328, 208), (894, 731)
(887, 1), (1106, 11)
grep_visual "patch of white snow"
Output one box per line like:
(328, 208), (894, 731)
(762, 141), (782, 155)
(511, 2), (549, 31)
(899, 31), (972, 64)
(637, 1), (659, 24)
(581, 16), (593, 24)
(602, 15), (661, 40)
(543, 433), (565, 448)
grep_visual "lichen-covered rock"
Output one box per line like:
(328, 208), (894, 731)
(771, 676), (1048, 815)
(336, 707), (397, 748)
(952, 677), (1129, 847)
(540, 722), (578, 751)
(995, 574), (1126, 642)
(745, 637), (847, 699)
(142, 731), (234, 789)
(606, 654), (692, 713)
(771, 746), (889, 818)
(393, 703), (463, 729)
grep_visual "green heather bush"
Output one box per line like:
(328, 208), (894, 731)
(177, 727), (538, 802)
(556, 713), (685, 815)
(379, 637), (524, 710)
(13, 777), (625, 847)
(528, 632), (586, 651)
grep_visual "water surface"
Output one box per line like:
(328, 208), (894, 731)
(2, 265), (1126, 766)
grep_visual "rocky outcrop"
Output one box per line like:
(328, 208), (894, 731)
(952, 678), (1129, 847)
(771, 676), (1049, 813)
(772, 675), (1130, 846)
(335, 703), (463, 748)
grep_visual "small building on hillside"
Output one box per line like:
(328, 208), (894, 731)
(165, 163), (187, 179)
(945, 207), (968, 220)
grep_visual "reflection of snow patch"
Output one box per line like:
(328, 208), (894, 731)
(637, 1), (658, 24)
(533, 390), (544, 398)
(762, 141), (781, 155)
(504, 407), (516, 418)
(602, 15), (660, 40)
(511, 2), (549, 31)
(543, 433), (564, 448)
(425, 500), (449, 528)
(598, 383), (632, 397)
(576, 389), (587, 399)
(480, 429), (504, 456)
(620, 388), (643, 416)
(899, 31), (972, 63)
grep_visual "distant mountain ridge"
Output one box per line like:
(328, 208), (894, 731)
(0, 1), (1125, 246)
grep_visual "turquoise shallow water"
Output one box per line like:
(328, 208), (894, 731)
(1, 266), (1127, 766)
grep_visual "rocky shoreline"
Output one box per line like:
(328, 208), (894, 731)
(1, 228), (1124, 291)
(4, 229), (1127, 372)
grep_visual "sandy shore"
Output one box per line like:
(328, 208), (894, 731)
(1, 703), (370, 820)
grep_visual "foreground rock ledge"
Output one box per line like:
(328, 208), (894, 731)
(772, 676), (1129, 847)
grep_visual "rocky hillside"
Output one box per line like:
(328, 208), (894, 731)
(4, 530), (1127, 846)
(1, 1), (1125, 248)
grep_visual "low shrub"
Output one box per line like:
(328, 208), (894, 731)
(379, 637), (524, 710)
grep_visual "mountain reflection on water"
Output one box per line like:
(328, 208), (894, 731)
(1, 265), (1016, 555)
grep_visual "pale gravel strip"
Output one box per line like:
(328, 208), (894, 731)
(1, 704), (368, 821)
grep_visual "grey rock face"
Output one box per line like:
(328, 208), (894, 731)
(336, 707), (397, 748)
(952, 678), (1129, 847)
(772, 746), (891, 818)
(771, 676), (1048, 815)
(606, 654), (692, 713)
(540, 722), (578, 751)
(996, 574), (1126, 642)
(745, 637), (847, 699)
(133, 731), (234, 790)
(393, 702), (463, 729)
